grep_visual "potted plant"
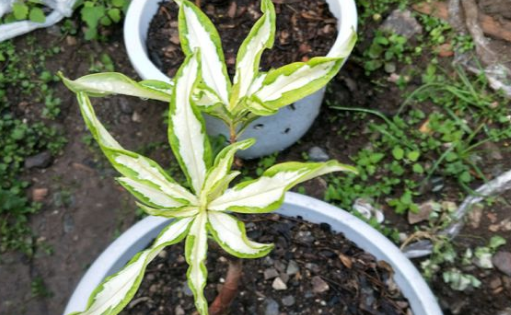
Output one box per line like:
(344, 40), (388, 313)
(122, 0), (358, 158)
(60, 1), (442, 314)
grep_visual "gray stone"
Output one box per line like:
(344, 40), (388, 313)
(274, 260), (286, 273)
(311, 276), (329, 293)
(408, 200), (436, 224)
(282, 295), (295, 306)
(286, 260), (299, 275)
(182, 282), (193, 296)
(24, 151), (53, 169)
(175, 305), (185, 315)
(63, 213), (74, 234)
(380, 9), (423, 39)
(264, 298), (279, 315)
(119, 98), (134, 114)
(264, 268), (279, 280)
(296, 230), (315, 244)
(497, 308), (511, 315)
(493, 251), (511, 276)
(308, 146), (330, 162)
(305, 263), (321, 273)
(272, 277), (288, 291)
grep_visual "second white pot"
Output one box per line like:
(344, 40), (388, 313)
(63, 192), (442, 315)
(124, 0), (357, 158)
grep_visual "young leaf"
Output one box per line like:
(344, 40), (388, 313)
(60, 72), (173, 102)
(207, 211), (274, 258)
(168, 51), (212, 194)
(29, 7), (45, 23)
(230, 0), (275, 109)
(209, 161), (357, 213)
(201, 138), (255, 201)
(185, 213), (209, 315)
(178, 0), (231, 106)
(69, 218), (193, 315)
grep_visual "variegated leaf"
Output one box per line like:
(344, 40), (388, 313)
(200, 138), (255, 202)
(209, 161), (357, 213)
(230, 0), (275, 110)
(60, 72), (173, 102)
(185, 213), (209, 315)
(178, 0), (231, 106)
(168, 52), (212, 194)
(250, 32), (357, 111)
(117, 177), (187, 209)
(207, 211), (273, 258)
(76, 92), (196, 206)
(68, 218), (193, 315)
(136, 202), (199, 218)
(207, 171), (240, 201)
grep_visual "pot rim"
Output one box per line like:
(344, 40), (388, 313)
(63, 192), (442, 315)
(123, 0), (358, 82)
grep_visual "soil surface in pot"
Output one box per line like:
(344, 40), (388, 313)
(147, 0), (338, 78)
(121, 214), (413, 315)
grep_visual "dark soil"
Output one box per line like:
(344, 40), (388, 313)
(147, 0), (338, 78)
(122, 214), (412, 315)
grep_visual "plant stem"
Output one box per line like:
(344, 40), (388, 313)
(209, 258), (243, 315)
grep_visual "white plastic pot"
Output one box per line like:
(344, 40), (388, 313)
(64, 192), (442, 315)
(124, 0), (357, 158)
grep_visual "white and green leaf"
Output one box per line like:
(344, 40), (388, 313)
(69, 218), (193, 315)
(168, 51), (212, 194)
(249, 32), (357, 111)
(230, 0), (275, 110)
(185, 213), (209, 315)
(207, 211), (273, 258)
(178, 0), (231, 106)
(60, 72), (173, 102)
(201, 138), (255, 201)
(137, 202), (200, 218)
(209, 161), (358, 213)
(117, 177), (188, 209)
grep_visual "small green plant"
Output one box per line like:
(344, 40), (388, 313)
(363, 31), (411, 74)
(61, 1), (357, 314)
(79, 0), (130, 40)
(1, 0), (46, 24)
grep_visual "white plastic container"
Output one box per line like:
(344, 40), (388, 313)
(123, 0), (357, 158)
(64, 192), (442, 315)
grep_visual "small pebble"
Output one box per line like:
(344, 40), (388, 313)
(308, 146), (330, 162)
(264, 298), (279, 315)
(311, 276), (329, 293)
(286, 260), (300, 275)
(282, 295), (295, 306)
(493, 251), (511, 276)
(272, 277), (288, 291)
(264, 268), (279, 280)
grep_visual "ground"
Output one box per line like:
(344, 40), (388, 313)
(1, 0), (511, 315)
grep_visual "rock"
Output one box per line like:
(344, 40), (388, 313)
(182, 282), (193, 296)
(272, 277), (288, 291)
(264, 268), (279, 280)
(63, 213), (74, 233)
(497, 308), (511, 315)
(296, 230), (315, 245)
(282, 295), (295, 306)
(308, 146), (330, 162)
(175, 305), (185, 315)
(119, 98), (134, 114)
(32, 188), (48, 201)
(493, 251), (511, 276)
(353, 198), (384, 223)
(305, 263), (321, 273)
(311, 276), (329, 293)
(274, 260), (286, 273)
(467, 203), (484, 229)
(132, 111), (142, 122)
(66, 36), (77, 46)
(286, 260), (299, 275)
(264, 298), (279, 315)
(408, 200), (436, 224)
(24, 151), (53, 169)
(380, 9), (423, 39)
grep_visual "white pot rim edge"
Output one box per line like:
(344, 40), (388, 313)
(64, 192), (442, 315)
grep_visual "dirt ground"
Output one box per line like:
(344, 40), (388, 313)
(1, 1), (511, 315)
